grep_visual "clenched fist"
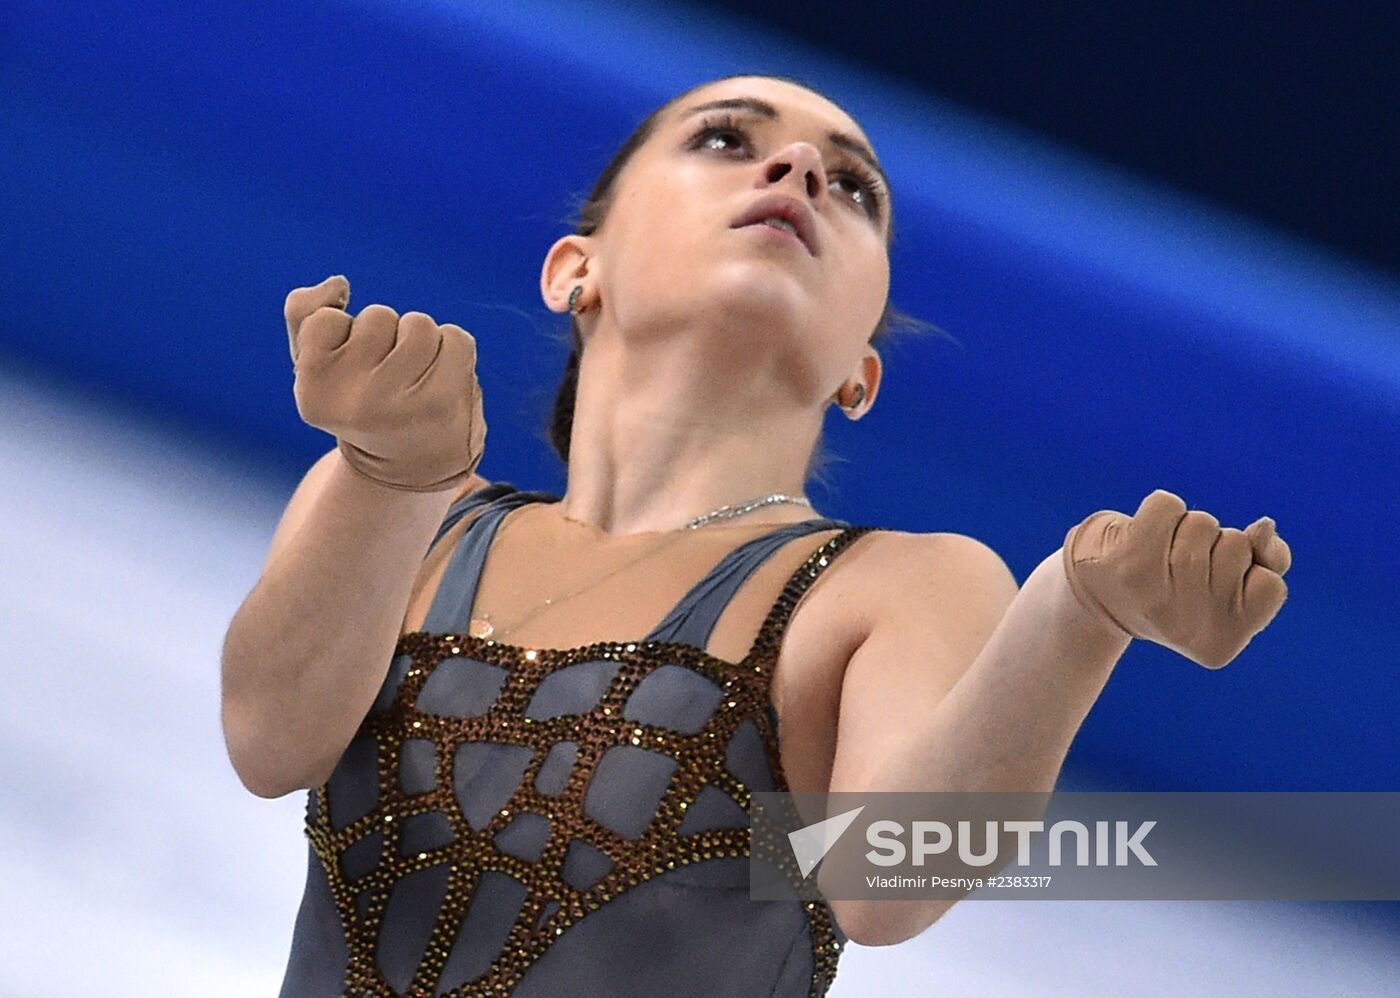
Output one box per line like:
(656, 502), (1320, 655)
(283, 275), (487, 492)
(1061, 489), (1292, 669)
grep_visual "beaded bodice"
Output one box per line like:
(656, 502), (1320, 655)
(282, 484), (875, 997)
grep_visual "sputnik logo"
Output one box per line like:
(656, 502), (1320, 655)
(787, 805), (866, 878)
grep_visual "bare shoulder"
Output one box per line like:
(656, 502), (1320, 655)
(810, 528), (1022, 730)
(835, 528), (1020, 635)
(769, 526), (1020, 796)
(793, 527), (1012, 637)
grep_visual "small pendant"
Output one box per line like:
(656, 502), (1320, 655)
(468, 616), (494, 639)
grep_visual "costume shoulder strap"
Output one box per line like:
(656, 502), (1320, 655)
(424, 481), (522, 558)
(745, 525), (880, 663)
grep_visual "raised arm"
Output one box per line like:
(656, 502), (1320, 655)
(220, 275), (490, 798)
(220, 447), (487, 798)
(820, 490), (1290, 945)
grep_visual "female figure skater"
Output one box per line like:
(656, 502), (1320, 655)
(221, 74), (1292, 997)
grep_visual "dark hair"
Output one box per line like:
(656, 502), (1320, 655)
(543, 73), (948, 489)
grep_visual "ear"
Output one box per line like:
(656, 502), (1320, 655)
(540, 234), (598, 313)
(842, 346), (883, 417)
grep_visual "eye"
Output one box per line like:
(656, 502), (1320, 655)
(686, 113), (887, 222)
(686, 115), (760, 161)
(832, 161), (886, 220)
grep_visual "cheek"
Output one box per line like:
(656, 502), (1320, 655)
(609, 229), (692, 307)
(602, 218), (716, 327)
(612, 205), (720, 293)
(833, 246), (890, 328)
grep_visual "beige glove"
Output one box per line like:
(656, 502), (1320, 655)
(283, 275), (487, 492)
(1061, 489), (1292, 669)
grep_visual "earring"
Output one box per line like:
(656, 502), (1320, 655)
(843, 383), (866, 411)
(568, 285), (586, 315)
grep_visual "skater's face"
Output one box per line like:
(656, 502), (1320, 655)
(545, 75), (889, 412)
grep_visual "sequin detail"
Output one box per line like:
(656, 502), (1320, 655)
(305, 526), (875, 996)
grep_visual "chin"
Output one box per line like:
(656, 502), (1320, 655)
(708, 264), (810, 322)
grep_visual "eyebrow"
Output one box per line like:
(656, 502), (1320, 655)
(676, 96), (890, 197)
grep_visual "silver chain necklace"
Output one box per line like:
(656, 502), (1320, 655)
(468, 491), (813, 642)
(683, 491), (812, 529)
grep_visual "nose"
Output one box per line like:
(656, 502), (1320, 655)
(758, 142), (827, 200)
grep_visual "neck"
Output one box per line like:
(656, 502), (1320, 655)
(559, 334), (823, 537)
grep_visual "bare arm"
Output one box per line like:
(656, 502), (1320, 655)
(820, 539), (1131, 946)
(829, 543), (1127, 797)
(219, 446), (489, 798)
(822, 492), (1289, 945)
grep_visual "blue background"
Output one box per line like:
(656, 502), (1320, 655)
(5, 0), (1394, 791)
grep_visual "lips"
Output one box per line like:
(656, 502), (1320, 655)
(729, 194), (819, 257)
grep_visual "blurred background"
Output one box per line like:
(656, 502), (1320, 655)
(1, 0), (1396, 994)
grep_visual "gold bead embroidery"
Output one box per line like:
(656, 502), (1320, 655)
(304, 526), (874, 996)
